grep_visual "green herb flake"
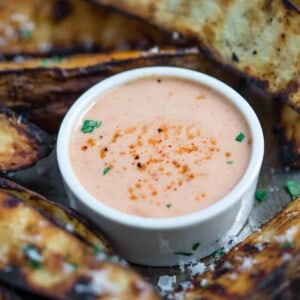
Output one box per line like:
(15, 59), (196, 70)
(166, 203), (172, 208)
(81, 120), (102, 133)
(23, 244), (43, 269)
(92, 246), (103, 255)
(280, 241), (294, 249)
(41, 56), (63, 67)
(20, 29), (32, 40)
(27, 260), (42, 269)
(103, 166), (111, 175)
(213, 247), (225, 259)
(235, 132), (245, 142)
(70, 262), (78, 269)
(226, 160), (234, 165)
(192, 242), (201, 251)
(285, 180), (300, 200)
(174, 251), (193, 257)
(255, 189), (268, 202)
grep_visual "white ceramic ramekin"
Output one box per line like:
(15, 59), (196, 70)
(57, 67), (264, 266)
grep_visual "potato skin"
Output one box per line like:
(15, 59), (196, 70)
(0, 178), (162, 300)
(94, 0), (300, 112)
(0, 104), (53, 172)
(0, 0), (168, 56)
(173, 196), (300, 299)
(0, 48), (242, 132)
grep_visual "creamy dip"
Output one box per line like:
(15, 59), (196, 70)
(69, 77), (251, 218)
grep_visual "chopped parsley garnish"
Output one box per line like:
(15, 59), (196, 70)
(192, 242), (201, 251)
(23, 244), (43, 269)
(166, 203), (172, 208)
(41, 56), (63, 67)
(92, 246), (103, 255)
(173, 251), (193, 256)
(81, 120), (102, 133)
(213, 247), (225, 259)
(255, 189), (268, 202)
(27, 260), (42, 269)
(103, 166), (110, 175)
(235, 132), (245, 142)
(174, 242), (201, 256)
(285, 180), (300, 200)
(20, 29), (32, 40)
(70, 262), (78, 269)
(226, 160), (234, 165)
(280, 241), (294, 249)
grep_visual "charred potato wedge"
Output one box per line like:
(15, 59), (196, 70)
(0, 104), (53, 172)
(279, 105), (300, 168)
(0, 177), (112, 254)
(175, 196), (300, 299)
(0, 0), (169, 56)
(94, 0), (300, 112)
(0, 48), (242, 132)
(0, 285), (22, 300)
(0, 178), (161, 300)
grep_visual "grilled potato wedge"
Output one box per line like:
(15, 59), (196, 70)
(94, 0), (300, 111)
(0, 104), (53, 172)
(0, 0), (168, 56)
(0, 177), (112, 254)
(174, 196), (300, 299)
(0, 48), (242, 132)
(0, 285), (22, 300)
(279, 105), (300, 168)
(0, 178), (161, 300)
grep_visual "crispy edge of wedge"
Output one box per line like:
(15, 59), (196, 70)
(176, 196), (300, 299)
(0, 104), (53, 172)
(0, 186), (161, 300)
(0, 177), (113, 255)
(93, 0), (300, 112)
(0, 48), (243, 132)
(0, 0), (169, 57)
(279, 104), (300, 168)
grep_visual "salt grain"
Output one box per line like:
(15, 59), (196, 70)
(274, 226), (297, 243)
(157, 275), (176, 293)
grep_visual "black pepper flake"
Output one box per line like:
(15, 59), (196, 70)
(137, 162), (142, 168)
(231, 52), (239, 62)
(157, 78), (161, 83)
(134, 155), (140, 160)
(157, 128), (162, 133)
(104, 147), (108, 152)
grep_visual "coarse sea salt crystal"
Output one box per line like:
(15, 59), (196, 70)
(200, 278), (210, 287)
(75, 270), (121, 295)
(26, 247), (44, 263)
(238, 257), (256, 271)
(62, 262), (76, 274)
(282, 253), (292, 262)
(189, 262), (206, 276)
(179, 281), (193, 291)
(255, 243), (264, 251)
(227, 273), (238, 280)
(65, 223), (74, 232)
(274, 226), (297, 243)
(222, 261), (233, 269)
(179, 260), (186, 272)
(157, 275), (176, 293)
(172, 31), (180, 40)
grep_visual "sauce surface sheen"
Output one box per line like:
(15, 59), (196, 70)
(69, 77), (251, 218)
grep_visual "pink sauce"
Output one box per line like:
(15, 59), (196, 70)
(69, 77), (251, 218)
